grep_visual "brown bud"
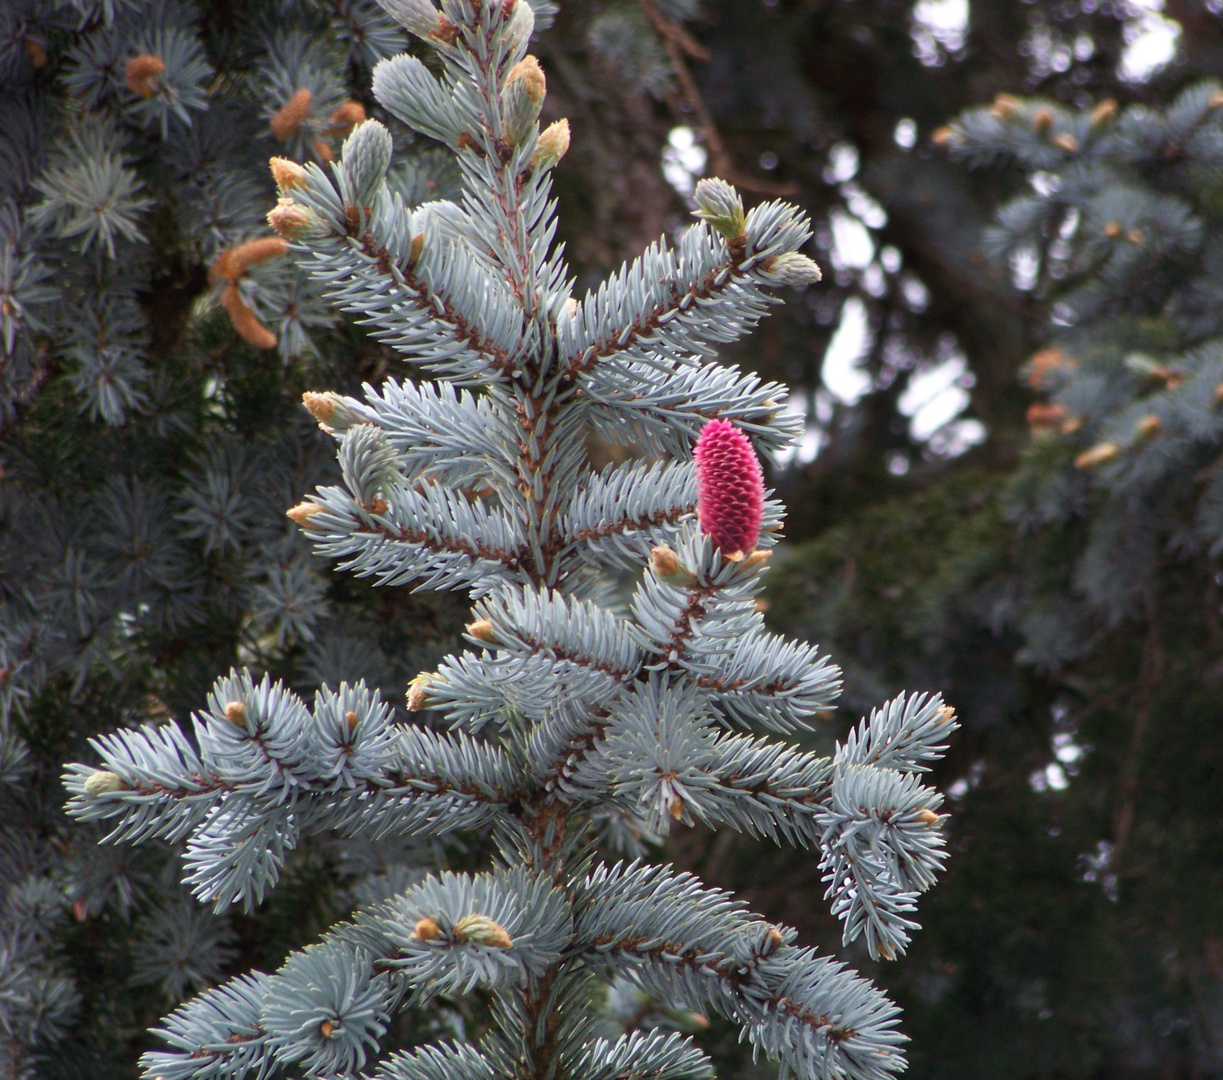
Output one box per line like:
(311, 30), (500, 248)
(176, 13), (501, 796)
(1214, 381), (1223, 405)
(224, 701), (247, 726)
(669, 794), (685, 820)
(930, 125), (958, 147)
(270, 156), (307, 191)
(286, 502), (326, 529)
(313, 138), (335, 164)
(507, 56), (546, 104)
(212, 237), (288, 283)
(125, 54), (166, 98)
(1052, 132), (1079, 153)
(302, 391), (335, 424)
(1074, 442), (1121, 469)
(24, 38), (47, 68)
(1127, 228), (1144, 246)
(936, 705), (957, 726)
(878, 941), (896, 961)
(742, 549), (772, 572)
(267, 198), (312, 240)
(1026, 347), (1076, 388)
(1135, 414), (1161, 439)
(270, 87), (312, 142)
(454, 915), (513, 948)
(1103, 220), (1123, 239)
(690, 1013), (710, 1029)
(344, 710), (359, 730)
(406, 672), (434, 712)
(320, 1020), (336, 1038)
(990, 94), (1020, 121)
(413, 917), (442, 941)
(83, 770), (124, 797)
(1061, 416), (1083, 434)
(219, 285), (277, 350)
(532, 119), (570, 168)
(1211, 90), (1223, 109)
(721, 550), (746, 564)
(466, 619), (497, 643)
(326, 101), (366, 138)
(409, 232), (425, 267)
(1026, 402), (1068, 432)
(917, 809), (940, 826)
(1090, 98), (1118, 128)
(1032, 106), (1054, 134)
(766, 926), (785, 949)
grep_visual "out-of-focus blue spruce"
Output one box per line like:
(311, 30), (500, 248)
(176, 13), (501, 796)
(0, 1), (478, 1076)
(940, 85), (1223, 653)
(62, 3), (959, 1079)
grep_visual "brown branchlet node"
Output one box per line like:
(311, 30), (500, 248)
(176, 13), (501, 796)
(125, 54), (166, 98)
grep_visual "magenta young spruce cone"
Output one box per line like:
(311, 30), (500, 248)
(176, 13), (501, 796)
(694, 418), (765, 555)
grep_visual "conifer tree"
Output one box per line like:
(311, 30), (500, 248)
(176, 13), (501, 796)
(64, 3), (958, 1079)
(938, 82), (1223, 658)
(1, 2), (472, 1075)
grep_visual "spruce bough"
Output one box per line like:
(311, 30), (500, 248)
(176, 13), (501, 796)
(65, 3), (958, 1078)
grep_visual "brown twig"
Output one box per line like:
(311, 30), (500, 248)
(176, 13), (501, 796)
(638, 0), (798, 198)
(1112, 595), (1164, 864)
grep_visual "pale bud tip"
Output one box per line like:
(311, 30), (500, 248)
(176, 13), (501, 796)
(83, 770), (124, 797)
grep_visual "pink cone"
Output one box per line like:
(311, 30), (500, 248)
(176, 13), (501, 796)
(694, 419), (765, 554)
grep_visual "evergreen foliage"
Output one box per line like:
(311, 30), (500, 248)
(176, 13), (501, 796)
(60, 3), (959, 1079)
(0, 1), (473, 1075)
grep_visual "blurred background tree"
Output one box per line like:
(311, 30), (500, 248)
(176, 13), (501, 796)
(5, 0), (1223, 1077)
